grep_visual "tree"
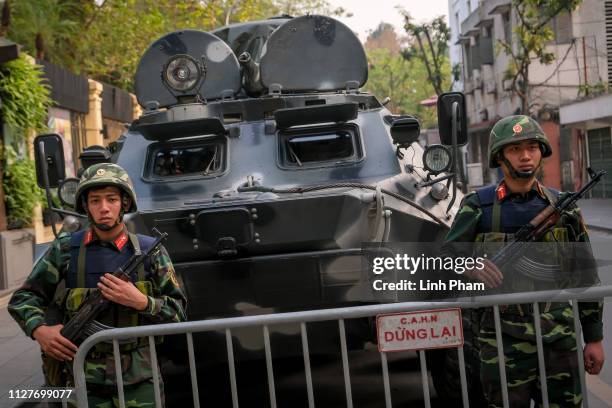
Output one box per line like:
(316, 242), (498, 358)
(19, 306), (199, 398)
(498, 0), (582, 114)
(364, 23), (403, 55)
(400, 11), (450, 96)
(6, 0), (80, 61)
(364, 24), (450, 129)
(6, 0), (344, 90)
(273, 0), (348, 17)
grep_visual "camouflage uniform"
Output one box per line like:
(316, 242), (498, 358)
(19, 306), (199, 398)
(441, 116), (603, 408)
(8, 163), (187, 407)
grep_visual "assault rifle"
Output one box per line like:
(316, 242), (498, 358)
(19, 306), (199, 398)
(490, 168), (606, 282)
(60, 228), (168, 343)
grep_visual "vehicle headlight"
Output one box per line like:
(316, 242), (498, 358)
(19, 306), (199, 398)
(163, 54), (203, 92)
(58, 177), (79, 207)
(423, 144), (452, 175)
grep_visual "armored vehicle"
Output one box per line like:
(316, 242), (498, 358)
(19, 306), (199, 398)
(35, 14), (469, 404)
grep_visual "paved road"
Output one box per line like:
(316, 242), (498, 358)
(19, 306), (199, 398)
(0, 295), (44, 408)
(1, 231), (612, 407)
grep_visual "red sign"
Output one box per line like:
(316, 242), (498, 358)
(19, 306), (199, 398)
(376, 308), (463, 352)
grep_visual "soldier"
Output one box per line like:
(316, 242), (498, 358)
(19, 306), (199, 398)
(8, 163), (187, 407)
(442, 115), (604, 407)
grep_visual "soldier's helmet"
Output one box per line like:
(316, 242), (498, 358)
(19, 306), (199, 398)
(488, 115), (552, 168)
(74, 163), (137, 214)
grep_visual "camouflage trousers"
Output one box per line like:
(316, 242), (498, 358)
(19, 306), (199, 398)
(68, 378), (165, 408)
(479, 326), (581, 408)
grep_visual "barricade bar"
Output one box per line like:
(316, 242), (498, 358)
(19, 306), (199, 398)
(186, 332), (200, 408)
(572, 301), (589, 408)
(113, 339), (126, 408)
(74, 286), (612, 349)
(300, 322), (315, 408)
(149, 336), (162, 408)
(419, 350), (431, 408)
(493, 305), (509, 408)
(532, 303), (549, 408)
(226, 328), (239, 408)
(457, 346), (469, 408)
(263, 325), (277, 408)
(339, 319), (353, 408)
(380, 352), (392, 408)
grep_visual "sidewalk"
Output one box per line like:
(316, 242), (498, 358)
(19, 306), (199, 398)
(579, 199), (612, 233)
(0, 300), (44, 408)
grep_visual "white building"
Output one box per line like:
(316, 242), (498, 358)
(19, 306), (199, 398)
(448, 0), (611, 195)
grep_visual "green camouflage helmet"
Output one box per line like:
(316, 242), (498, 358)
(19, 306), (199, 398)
(488, 115), (552, 168)
(74, 163), (137, 214)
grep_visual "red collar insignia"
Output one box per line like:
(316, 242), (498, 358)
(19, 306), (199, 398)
(83, 229), (94, 245)
(84, 228), (129, 251)
(496, 182), (507, 201)
(114, 232), (129, 251)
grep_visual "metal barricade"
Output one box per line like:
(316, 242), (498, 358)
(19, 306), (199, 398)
(73, 285), (612, 408)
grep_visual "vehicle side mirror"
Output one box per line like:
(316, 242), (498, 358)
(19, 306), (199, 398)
(34, 133), (66, 188)
(437, 92), (468, 146)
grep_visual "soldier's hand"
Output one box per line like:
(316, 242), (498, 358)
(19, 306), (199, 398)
(33, 324), (78, 362)
(464, 259), (503, 288)
(98, 273), (148, 311)
(584, 340), (605, 375)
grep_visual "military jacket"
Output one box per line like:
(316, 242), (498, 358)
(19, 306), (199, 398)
(8, 228), (187, 385)
(444, 180), (603, 343)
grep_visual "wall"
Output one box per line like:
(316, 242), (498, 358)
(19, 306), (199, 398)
(539, 121), (562, 190)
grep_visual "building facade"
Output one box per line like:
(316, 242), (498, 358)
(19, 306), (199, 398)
(448, 0), (609, 194)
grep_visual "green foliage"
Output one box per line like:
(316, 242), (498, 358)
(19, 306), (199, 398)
(578, 81), (609, 97)
(365, 48), (450, 128)
(2, 147), (44, 228)
(7, 0), (343, 90)
(274, 0), (348, 17)
(400, 11), (450, 96)
(0, 56), (52, 142)
(498, 0), (582, 113)
(0, 55), (52, 227)
(7, 0), (81, 61)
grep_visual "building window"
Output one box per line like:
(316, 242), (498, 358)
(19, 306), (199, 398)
(549, 12), (572, 44)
